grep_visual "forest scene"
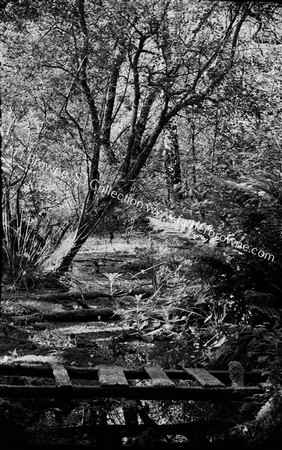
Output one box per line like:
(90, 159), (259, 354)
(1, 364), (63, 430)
(1, 0), (282, 448)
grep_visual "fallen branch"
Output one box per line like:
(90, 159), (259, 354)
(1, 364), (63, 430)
(12, 308), (121, 324)
(28, 289), (153, 303)
(30, 291), (112, 302)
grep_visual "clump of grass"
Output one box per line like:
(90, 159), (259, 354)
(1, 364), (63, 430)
(2, 209), (63, 290)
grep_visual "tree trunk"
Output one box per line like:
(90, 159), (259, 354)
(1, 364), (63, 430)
(55, 193), (116, 274)
(54, 115), (170, 275)
(164, 118), (182, 204)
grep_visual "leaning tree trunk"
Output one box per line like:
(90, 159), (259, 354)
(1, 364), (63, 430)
(54, 169), (138, 275)
(54, 128), (164, 275)
(55, 192), (117, 274)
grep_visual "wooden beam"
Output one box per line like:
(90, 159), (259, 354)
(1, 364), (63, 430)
(123, 400), (138, 428)
(183, 368), (225, 387)
(0, 385), (262, 400)
(79, 419), (235, 434)
(98, 365), (128, 386)
(144, 365), (175, 387)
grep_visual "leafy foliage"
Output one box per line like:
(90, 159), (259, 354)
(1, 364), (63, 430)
(1, 0), (282, 378)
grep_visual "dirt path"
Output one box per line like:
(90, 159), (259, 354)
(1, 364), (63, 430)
(1, 233), (179, 369)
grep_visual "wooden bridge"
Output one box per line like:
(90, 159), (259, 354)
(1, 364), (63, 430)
(0, 362), (266, 399)
(0, 363), (268, 449)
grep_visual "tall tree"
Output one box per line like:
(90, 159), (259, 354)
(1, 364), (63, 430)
(56, 0), (256, 273)
(2, 0), (277, 274)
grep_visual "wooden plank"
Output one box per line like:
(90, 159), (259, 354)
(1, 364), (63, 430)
(228, 361), (245, 387)
(98, 365), (128, 386)
(144, 365), (175, 387)
(183, 368), (225, 387)
(50, 363), (72, 388)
